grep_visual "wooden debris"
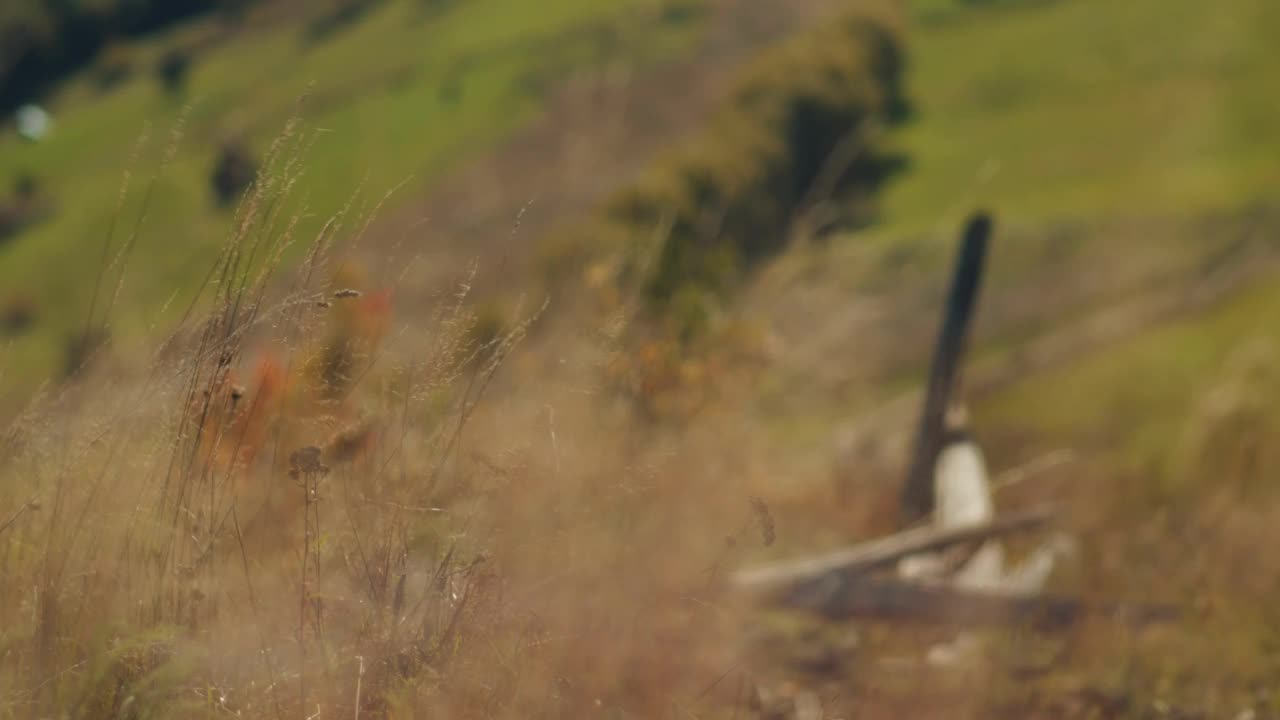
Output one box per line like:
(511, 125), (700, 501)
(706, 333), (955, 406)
(768, 575), (1181, 629)
(740, 214), (1182, 631)
(731, 505), (1055, 593)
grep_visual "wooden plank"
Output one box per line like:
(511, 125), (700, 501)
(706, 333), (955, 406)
(767, 575), (1182, 629)
(730, 505), (1054, 592)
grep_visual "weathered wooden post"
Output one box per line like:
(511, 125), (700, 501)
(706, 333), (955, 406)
(899, 212), (991, 526)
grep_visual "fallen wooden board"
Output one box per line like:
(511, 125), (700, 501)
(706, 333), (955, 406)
(730, 505), (1055, 592)
(767, 575), (1182, 629)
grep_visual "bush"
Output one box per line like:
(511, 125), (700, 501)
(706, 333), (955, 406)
(0, 204), (22, 242)
(0, 172), (53, 243)
(210, 137), (258, 207)
(0, 293), (37, 336)
(155, 47), (193, 95)
(556, 3), (908, 336)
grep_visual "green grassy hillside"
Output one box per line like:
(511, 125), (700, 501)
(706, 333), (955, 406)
(874, 0), (1280, 484)
(879, 0), (1280, 234)
(0, 0), (702, 387)
(722, 0), (1280, 435)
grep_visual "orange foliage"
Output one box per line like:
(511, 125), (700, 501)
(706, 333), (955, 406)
(190, 286), (395, 492)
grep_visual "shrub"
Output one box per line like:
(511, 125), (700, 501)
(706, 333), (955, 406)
(0, 204), (21, 242)
(210, 137), (258, 207)
(579, 3), (907, 330)
(155, 46), (193, 95)
(0, 292), (37, 336)
(634, 7), (906, 297)
(0, 172), (53, 243)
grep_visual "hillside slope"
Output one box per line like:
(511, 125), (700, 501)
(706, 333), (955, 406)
(2, 0), (1279, 716)
(0, 0), (707, 391)
(708, 0), (1280, 714)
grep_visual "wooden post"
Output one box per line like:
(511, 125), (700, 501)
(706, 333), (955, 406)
(900, 212), (992, 525)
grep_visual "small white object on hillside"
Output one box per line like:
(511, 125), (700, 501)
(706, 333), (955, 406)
(15, 104), (52, 142)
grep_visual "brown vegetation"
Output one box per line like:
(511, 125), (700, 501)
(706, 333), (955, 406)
(550, 2), (907, 338)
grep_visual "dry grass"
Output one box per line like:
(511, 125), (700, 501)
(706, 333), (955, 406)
(7, 146), (1280, 717)
(0, 109), (782, 719)
(6, 1), (1280, 711)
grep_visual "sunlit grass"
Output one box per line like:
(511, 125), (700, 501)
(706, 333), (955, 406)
(876, 0), (1280, 233)
(980, 270), (1280, 484)
(0, 0), (704, 392)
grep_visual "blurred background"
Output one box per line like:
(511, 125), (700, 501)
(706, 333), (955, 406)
(2, 0), (1280, 716)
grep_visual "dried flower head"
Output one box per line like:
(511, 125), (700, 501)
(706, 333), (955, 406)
(288, 445), (329, 479)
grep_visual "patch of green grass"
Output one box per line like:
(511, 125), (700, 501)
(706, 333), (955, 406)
(772, 0), (1280, 465)
(877, 0), (1280, 233)
(980, 274), (1280, 485)
(737, 0), (1280, 440)
(0, 0), (704, 390)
